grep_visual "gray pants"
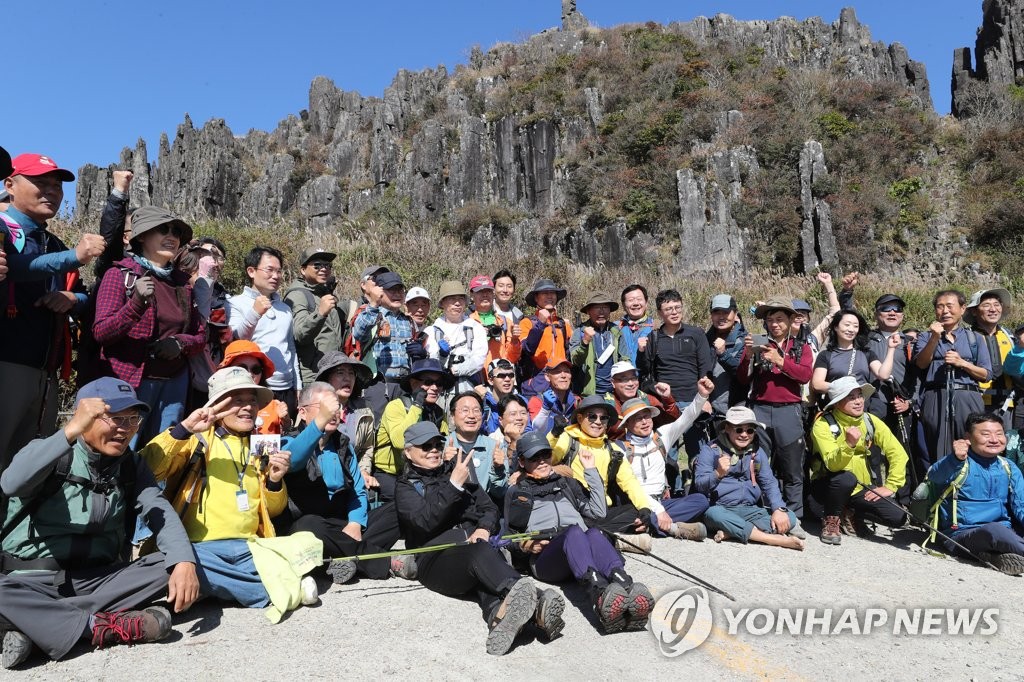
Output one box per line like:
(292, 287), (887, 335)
(0, 361), (58, 474)
(751, 402), (806, 518)
(0, 553), (170, 660)
(920, 389), (984, 462)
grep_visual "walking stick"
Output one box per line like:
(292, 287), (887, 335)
(323, 529), (556, 564)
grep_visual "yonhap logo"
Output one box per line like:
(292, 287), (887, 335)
(649, 587), (714, 657)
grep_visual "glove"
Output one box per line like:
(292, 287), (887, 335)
(438, 339), (451, 355)
(542, 389), (559, 411)
(132, 275), (155, 302)
(149, 337), (182, 360)
(406, 339), (427, 361)
(411, 387), (428, 408)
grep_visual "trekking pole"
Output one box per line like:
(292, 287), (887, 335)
(601, 529), (736, 601)
(323, 529), (556, 564)
(857, 486), (1003, 573)
(945, 367), (957, 457)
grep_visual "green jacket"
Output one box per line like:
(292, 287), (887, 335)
(569, 324), (626, 395)
(1, 431), (194, 571)
(284, 278), (347, 386)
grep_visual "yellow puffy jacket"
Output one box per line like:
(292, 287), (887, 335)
(810, 410), (908, 495)
(550, 424), (656, 511)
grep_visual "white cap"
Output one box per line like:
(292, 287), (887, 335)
(405, 286), (431, 303)
(610, 360), (638, 377)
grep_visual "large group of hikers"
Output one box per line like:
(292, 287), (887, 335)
(1, 146), (1024, 668)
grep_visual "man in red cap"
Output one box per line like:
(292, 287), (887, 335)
(0, 154), (106, 471)
(468, 274), (521, 368)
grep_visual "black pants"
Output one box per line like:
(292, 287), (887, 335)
(416, 530), (521, 620)
(810, 471), (906, 527)
(283, 503), (402, 579)
(590, 504), (644, 534)
(373, 472), (399, 502)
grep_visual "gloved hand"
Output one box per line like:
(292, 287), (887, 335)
(437, 339), (451, 355)
(406, 339), (427, 361)
(411, 387), (428, 408)
(149, 337), (182, 360)
(133, 275), (155, 303)
(542, 389), (559, 411)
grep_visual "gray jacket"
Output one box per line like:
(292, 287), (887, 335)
(504, 466), (606, 533)
(1, 430), (195, 571)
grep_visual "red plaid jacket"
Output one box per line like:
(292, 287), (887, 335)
(92, 257), (205, 387)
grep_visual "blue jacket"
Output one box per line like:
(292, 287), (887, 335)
(1006, 346), (1024, 380)
(927, 451), (1024, 533)
(618, 315), (655, 365)
(283, 422), (368, 528)
(694, 437), (785, 510)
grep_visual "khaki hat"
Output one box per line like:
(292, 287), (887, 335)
(130, 206), (194, 246)
(964, 288), (1012, 325)
(617, 397), (660, 429)
(436, 280), (468, 307)
(716, 406), (764, 432)
(299, 247), (336, 266)
(754, 298), (796, 320)
(206, 366), (273, 408)
(580, 292), (619, 314)
(823, 376), (875, 412)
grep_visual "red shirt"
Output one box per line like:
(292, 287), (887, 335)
(736, 337), (812, 404)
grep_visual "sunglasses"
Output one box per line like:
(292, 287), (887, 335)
(308, 261), (331, 270)
(585, 412), (610, 424)
(421, 439), (445, 452)
(236, 362), (264, 375)
(418, 376), (443, 387)
(730, 426), (757, 435)
(492, 373), (515, 380)
(102, 414), (144, 429)
(877, 306), (904, 313)
(155, 224), (185, 238)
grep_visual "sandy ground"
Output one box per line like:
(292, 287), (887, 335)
(10, 523), (1019, 681)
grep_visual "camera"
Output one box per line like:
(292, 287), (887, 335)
(486, 324), (503, 340)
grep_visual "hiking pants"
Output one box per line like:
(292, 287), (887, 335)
(751, 402), (806, 518)
(287, 510), (393, 580)
(809, 471), (907, 527)
(920, 388), (983, 463)
(532, 526), (623, 582)
(649, 493), (710, 537)
(192, 539), (269, 608)
(947, 522), (1024, 558)
(416, 529), (521, 620)
(0, 553), (169, 660)
(703, 504), (797, 544)
(0, 361), (58, 474)
(590, 504), (644, 533)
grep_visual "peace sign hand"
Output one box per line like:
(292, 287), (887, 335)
(181, 397), (238, 434)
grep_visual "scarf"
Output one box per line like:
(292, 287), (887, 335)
(133, 254), (174, 280)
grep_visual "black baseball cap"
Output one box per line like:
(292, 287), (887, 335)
(874, 294), (906, 310)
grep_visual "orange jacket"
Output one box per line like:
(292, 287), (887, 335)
(520, 313), (573, 372)
(470, 310), (522, 368)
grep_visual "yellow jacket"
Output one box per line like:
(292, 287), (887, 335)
(550, 424), (656, 511)
(810, 410), (908, 494)
(141, 426), (287, 542)
(373, 399), (448, 475)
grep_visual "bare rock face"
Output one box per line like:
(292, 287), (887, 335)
(952, 0), (1024, 117)
(798, 140), (838, 273)
(561, 0), (590, 31)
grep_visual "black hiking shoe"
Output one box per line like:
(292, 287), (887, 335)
(327, 558), (359, 584)
(980, 551), (1024, 575)
(2, 631), (32, 669)
(533, 588), (566, 640)
(624, 582), (655, 632)
(486, 579), (538, 656)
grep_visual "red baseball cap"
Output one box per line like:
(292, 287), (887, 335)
(9, 153), (75, 182)
(469, 275), (495, 293)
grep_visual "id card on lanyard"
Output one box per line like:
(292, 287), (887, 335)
(221, 436), (253, 513)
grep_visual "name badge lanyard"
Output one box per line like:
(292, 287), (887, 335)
(221, 436), (252, 512)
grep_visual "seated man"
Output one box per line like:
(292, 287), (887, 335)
(550, 395), (658, 552)
(925, 413), (1024, 574)
(312, 352), (377, 491)
(280, 383), (397, 584)
(694, 407), (804, 551)
(604, 360), (680, 440)
(615, 377), (716, 541)
(506, 432), (651, 634)
(527, 358), (578, 437)
(0, 378), (199, 669)
(372, 358), (453, 501)
(490, 394), (531, 454)
(810, 377), (908, 545)
(141, 367), (292, 608)
(479, 358), (520, 434)
(446, 392), (509, 503)
(395, 422), (543, 656)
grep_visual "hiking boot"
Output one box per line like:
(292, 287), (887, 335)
(840, 509), (857, 535)
(533, 588), (566, 641)
(980, 552), (1024, 576)
(595, 582), (630, 634)
(91, 607), (172, 648)
(327, 558), (359, 585)
(624, 582), (655, 632)
(300, 575), (319, 605)
(788, 521), (807, 540)
(390, 554), (418, 580)
(614, 533), (651, 554)
(820, 516), (842, 545)
(486, 579), (538, 656)
(671, 521), (707, 542)
(2, 631), (32, 670)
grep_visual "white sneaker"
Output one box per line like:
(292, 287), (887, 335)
(300, 575), (319, 606)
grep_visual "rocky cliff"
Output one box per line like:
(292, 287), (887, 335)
(76, 6), (934, 274)
(952, 0), (1024, 117)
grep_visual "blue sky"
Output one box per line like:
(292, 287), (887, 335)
(3, 1), (980, 209)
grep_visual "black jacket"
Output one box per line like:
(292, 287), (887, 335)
(395, 459), (499, 549)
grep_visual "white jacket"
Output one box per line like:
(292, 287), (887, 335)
(425, 316), (489, 378)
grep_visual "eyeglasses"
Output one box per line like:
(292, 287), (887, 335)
(236, 363), (263, 375)
(660, 305), (683, 314)
(492, 373), (515, 380)
(730, 426), (756, 435)
(418, 376), (443, 387)
(455, 407), (482, 416)
(102, 414), (144, 429)
(877, 306), (904, 314)
(585, 413), (610, 424)
(632, 413), (654, 422)
(308, 262), (331, 270)
(421, 440), (444, 453)
(155, 224), (185, 238)
(257, 267), (283, 277)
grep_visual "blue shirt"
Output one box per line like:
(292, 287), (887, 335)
(352, 306), (413, 378)
(913, 327), (992, 387)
